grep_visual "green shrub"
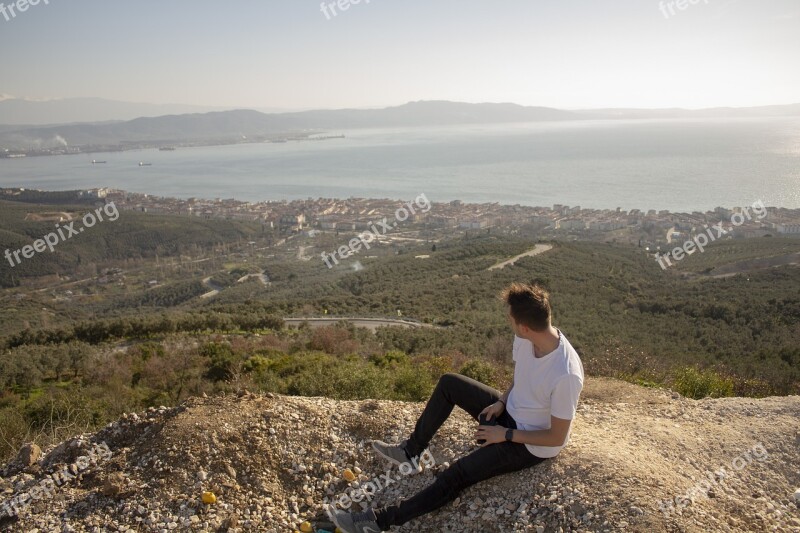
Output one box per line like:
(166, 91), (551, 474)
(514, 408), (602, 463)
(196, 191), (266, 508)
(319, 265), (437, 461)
(392, 366), (434, 401)
(0, 407), (32, 464)
(672, 367), (734, 399)
(243, 355), (271, 374)
(369, 350), (410, 368)
(420, 355), (456, 380)
(200, 342), (236, 382)
(288, 357), (393, 400)
(459, 359), (498, 387)
(138, 342), (165, 361)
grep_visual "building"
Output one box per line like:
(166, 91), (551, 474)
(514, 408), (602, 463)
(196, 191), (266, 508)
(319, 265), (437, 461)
(555, 218), (586, 231)
(529, 215), (553, 225)
(777, 224), (800, 235)
(589, 220), (627, 231)
(460, 219), (489, 230)
(76, 188), (109, 199)
(279, 213), (306, 230)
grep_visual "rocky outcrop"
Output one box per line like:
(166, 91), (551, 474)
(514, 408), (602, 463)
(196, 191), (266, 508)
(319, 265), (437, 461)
(0, 378), (798, 532)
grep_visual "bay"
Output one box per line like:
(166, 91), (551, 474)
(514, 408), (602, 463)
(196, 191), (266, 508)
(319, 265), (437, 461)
(1, 118), (798, 212)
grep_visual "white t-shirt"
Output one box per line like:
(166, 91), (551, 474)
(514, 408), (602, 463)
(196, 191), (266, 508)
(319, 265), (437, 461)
(506, 330), (584, 458)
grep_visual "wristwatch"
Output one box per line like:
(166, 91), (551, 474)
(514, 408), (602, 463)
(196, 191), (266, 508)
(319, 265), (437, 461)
(505, 428), (514, 442)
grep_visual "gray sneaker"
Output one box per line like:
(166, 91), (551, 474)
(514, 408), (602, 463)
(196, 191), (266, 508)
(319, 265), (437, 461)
(325, 504), (384, 533)
(371, 439), (423, 473)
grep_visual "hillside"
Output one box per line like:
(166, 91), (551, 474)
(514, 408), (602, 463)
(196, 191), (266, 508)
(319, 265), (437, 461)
(0, 97), (234, 126)
(0, 197), (271, 291)
(1, 378), (798, 532)
(0, 102), (576, 149)
(2, 98), (800, 137)
(13, 99), (796, 150)
(4, 194), (799, 387)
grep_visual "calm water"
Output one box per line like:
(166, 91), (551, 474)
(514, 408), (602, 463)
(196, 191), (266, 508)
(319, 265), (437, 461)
(1, 118), (799, 211)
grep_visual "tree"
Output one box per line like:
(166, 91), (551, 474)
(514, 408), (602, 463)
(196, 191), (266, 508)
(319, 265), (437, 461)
(66, 342), (92, 379)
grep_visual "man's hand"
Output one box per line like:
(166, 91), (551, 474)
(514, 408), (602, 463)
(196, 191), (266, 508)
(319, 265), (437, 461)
(474, 425), (507, 447)
(479, 400), (505, 420)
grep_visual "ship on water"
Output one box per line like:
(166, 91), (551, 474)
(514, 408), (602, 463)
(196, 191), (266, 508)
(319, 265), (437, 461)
(91, 159), (107, 164)
(139, 162), (152, 166)
(159, 147), (176, 151)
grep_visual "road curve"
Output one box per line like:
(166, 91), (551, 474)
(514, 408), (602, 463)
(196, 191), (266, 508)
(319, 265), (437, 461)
(488, 244), (554, 271)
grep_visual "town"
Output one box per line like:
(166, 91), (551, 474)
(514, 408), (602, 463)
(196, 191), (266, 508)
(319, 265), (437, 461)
(3, 187), (797, 254)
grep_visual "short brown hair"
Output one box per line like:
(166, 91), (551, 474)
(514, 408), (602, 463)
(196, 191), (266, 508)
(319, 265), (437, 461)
(501, 282), (552, 332)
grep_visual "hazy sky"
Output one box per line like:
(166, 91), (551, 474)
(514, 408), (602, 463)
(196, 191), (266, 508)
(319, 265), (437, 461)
(1, 0), (799, 110)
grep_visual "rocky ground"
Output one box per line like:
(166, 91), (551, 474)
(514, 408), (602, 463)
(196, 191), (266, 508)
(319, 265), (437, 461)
(1, 377), (798, 532)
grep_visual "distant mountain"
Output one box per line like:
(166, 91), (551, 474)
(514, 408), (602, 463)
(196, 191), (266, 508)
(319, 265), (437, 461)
(277, 100), (576, 128)
(576, 103), (800, 119)
(0, 101), (578, 149)
(0, 96), (291, 126)
(0, 97), (244, 126)
(1, 100), (799, 151)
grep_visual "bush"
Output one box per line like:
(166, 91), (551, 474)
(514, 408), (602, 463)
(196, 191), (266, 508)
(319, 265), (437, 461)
(138, 342), (165, 361)
(287, 356), (392, 400)
(243, 355), (271, 374)
(309, 326), (359, 356)
(419, 355), (456, 380)
(672, 367), (734, 399)
(369, 350), (410, 368)
(200, 342), (236, 382)
(0, 407), (33, 464)
(392, 366), (434, 401)
(459, 359), (498, 387)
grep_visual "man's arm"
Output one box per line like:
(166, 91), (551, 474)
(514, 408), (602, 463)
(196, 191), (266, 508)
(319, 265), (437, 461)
(480, 375), (515, 420)
(508, 415), (572, 447)
(475, 373), (581, 447)
(474, 415), (572, 447)
(500, 375), (514, 405)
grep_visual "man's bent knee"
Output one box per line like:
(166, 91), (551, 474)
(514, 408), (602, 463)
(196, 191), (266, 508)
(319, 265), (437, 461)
(437, 373), (463, 390)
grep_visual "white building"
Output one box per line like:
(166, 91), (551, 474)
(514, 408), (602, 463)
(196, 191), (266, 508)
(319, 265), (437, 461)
(556, 218), (586, 231)
(777, 224), (800, 235)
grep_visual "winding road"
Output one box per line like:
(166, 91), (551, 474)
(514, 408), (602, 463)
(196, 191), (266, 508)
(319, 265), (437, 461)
(488, 244), (553, 271)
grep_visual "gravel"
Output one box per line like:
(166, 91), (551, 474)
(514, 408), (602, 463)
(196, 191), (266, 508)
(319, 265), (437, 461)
(1, 378), (798, 532)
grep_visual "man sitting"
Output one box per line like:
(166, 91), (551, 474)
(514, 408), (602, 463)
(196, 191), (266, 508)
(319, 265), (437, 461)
(326, 282), (585, 532)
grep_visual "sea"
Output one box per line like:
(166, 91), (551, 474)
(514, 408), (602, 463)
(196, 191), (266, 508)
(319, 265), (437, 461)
(1, 118), (799, 212)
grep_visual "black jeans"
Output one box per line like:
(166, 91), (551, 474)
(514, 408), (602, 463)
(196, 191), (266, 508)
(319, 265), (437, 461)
(374, 373), (547, 529)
